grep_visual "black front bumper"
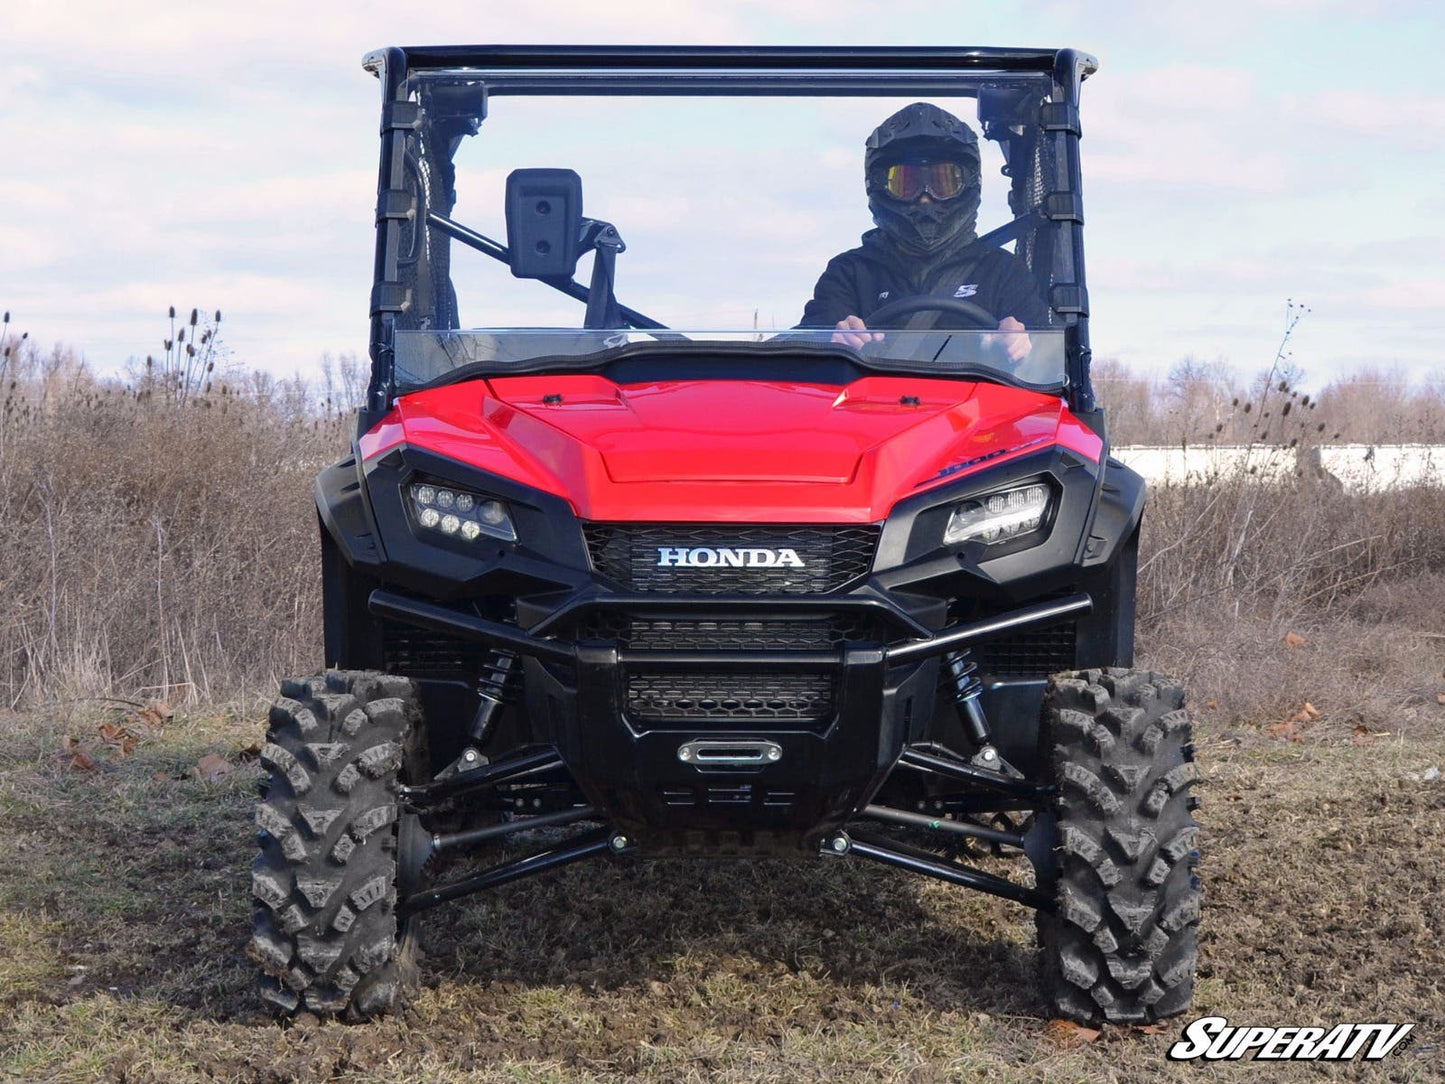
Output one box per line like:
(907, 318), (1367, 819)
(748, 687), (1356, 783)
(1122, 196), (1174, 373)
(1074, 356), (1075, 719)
(370, 588), (1090, 853)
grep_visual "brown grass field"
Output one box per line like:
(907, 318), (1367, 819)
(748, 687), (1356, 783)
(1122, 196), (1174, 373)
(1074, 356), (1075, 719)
(1, 345), (1443, 1080)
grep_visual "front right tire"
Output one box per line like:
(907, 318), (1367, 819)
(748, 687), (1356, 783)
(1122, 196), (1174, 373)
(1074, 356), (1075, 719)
(1036, 668), (1201, 1025)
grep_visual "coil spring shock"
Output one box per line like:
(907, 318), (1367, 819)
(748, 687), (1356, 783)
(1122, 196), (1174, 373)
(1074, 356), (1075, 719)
(943, 648), (1017, 842)
(468, 648), (519, 746)
(945, 648), (992, 750)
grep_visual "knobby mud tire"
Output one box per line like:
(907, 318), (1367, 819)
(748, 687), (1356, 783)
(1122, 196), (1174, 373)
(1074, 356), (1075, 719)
(250, 670), (424, 1019)
(1036, 667), (1201, 1025)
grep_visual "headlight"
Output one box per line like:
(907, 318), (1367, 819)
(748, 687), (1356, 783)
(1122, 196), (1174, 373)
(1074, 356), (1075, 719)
(409, 482), (517, 543)
(943, 482), (1051, 546)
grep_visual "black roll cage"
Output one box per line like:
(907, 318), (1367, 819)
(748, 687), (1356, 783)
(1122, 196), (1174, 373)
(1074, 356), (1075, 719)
(360, 45), (1099, 430)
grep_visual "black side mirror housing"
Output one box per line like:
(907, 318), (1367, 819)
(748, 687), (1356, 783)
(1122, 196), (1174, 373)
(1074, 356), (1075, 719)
(977, 86), (1034, 128)
(504, 169), (582, 279)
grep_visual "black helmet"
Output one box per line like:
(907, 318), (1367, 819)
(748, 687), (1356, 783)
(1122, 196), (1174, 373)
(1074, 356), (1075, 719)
(865, 102), (981, 254)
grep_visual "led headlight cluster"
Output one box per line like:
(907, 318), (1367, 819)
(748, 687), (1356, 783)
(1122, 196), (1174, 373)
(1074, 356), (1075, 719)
(944, 482), (1051, 546)
(409, 483), (517, 543)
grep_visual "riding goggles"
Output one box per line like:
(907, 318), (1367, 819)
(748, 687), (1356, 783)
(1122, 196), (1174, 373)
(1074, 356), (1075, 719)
(882, 159), (974, 201)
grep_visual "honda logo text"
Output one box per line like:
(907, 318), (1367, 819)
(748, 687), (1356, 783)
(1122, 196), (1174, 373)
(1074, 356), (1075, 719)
(655, 547), (806, 569)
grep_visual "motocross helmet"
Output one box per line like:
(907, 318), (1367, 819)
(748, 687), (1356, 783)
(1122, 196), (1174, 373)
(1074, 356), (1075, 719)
(865, 102), (982, 254)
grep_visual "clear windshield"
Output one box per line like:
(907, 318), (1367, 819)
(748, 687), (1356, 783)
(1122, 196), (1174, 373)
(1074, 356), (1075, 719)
(384, 67), (1068, 392)
(395, 328), (1066, 390)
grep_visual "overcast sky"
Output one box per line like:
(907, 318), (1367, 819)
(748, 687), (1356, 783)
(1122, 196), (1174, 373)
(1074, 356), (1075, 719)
(3, 0), (1441, 389)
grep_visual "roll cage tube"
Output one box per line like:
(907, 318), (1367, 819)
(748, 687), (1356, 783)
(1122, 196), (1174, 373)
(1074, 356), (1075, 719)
(360, 45), (1099, 432)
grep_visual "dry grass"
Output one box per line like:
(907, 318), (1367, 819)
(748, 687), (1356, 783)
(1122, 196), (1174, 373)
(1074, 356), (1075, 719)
(1139, 476), (1445, 626)
(0, 352), (351, 709)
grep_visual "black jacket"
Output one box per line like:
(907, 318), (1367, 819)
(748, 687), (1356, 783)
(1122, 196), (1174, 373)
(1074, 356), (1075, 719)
(799, 229), (1049, 329)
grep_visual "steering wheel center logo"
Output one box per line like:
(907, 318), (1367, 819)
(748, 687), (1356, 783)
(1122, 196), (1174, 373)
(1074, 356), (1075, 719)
(656, 546), (806, 569)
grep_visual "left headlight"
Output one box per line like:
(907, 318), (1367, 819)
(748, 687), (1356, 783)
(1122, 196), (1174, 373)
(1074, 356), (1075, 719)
(943, 482), (1051, 547)
(408, 482), (517, 543)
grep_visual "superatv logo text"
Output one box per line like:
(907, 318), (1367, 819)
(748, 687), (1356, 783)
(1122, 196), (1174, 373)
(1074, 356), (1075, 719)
(1168, 1017), (1414, 1062)
(655, 547), (806, 569)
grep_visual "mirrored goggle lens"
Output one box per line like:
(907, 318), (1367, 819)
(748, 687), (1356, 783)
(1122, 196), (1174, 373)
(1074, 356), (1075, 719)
(884, 161), (968, 201)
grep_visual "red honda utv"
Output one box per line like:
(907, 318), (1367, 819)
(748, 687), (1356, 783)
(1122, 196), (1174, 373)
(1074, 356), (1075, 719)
(252, 45), (1200, 1027)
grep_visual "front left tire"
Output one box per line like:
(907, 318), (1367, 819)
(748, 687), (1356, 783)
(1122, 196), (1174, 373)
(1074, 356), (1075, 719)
(251, 670), (426, 1019)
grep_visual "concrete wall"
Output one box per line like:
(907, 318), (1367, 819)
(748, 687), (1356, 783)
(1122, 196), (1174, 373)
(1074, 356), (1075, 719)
(1111, 444), (1445, 493)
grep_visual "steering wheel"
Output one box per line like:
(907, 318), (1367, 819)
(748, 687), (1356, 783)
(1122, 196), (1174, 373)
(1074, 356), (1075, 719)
(854, 294), (1015, 366)
(866, 295), (1000, 330)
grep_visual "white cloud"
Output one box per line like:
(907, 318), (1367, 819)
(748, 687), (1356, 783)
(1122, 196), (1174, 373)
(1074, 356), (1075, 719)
(1359, 280), (1445, 312)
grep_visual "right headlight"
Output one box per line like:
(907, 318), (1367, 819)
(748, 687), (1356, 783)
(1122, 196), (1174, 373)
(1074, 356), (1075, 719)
(943, 482), (1051, 547)
(408, 481), (517, 543)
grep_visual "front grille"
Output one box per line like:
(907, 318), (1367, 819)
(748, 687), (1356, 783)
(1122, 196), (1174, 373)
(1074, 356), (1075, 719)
(587, 611), (871, 727)
(584, 523), (880, 595)
(585, 614), (875, 652)
(626, 670), (833, 723)
(977, 623), (1077, 678)
(381, 622), (479, 679)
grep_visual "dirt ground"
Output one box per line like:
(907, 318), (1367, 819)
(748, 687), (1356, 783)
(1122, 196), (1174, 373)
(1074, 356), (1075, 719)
(1, 629), (1442, 1082)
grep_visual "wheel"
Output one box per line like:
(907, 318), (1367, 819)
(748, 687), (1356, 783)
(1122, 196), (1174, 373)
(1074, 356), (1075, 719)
(251, 670), (428, 1019)
(1035, 668), (1201, 1025)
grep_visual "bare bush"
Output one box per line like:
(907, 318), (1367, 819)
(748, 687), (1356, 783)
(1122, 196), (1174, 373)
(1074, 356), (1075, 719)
(1136, 471), (1445, 731)
(0, 329), (350, 709)
(128, 307), (226, 407)
(1139, 474), (1445, 625)
(1094, 302), (1445, 448)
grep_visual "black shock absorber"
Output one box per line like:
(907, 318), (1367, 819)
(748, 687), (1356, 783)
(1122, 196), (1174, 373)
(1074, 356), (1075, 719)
(468, 648), (519, 747)
(945, 649), (993, 750)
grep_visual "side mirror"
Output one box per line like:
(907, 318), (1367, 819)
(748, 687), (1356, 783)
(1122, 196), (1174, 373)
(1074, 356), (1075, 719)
(505, 168), (582, 279)
(976, 87), (1035, 130)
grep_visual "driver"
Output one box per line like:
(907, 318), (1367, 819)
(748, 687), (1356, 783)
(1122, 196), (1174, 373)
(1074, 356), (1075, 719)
(799, 102), (1047, 360)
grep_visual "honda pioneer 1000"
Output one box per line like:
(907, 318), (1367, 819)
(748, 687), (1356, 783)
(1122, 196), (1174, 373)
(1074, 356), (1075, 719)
(252, 46), (1200, 1026)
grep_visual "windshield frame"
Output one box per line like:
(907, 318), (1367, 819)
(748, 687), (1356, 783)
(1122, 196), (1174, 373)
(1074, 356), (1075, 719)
(359, 45), (1098, 431)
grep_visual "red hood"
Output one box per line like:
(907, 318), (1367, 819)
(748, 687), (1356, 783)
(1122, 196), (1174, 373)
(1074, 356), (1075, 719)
(361, 374), (1101, 522)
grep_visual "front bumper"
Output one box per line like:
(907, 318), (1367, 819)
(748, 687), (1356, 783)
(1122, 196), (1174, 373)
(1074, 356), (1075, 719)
(369, 588), (1090, 852)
